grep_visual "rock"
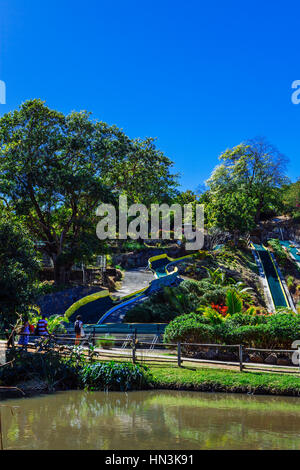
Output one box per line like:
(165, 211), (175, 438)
(107, 276), (116, 291)
(249, 352), (263, 363)
(264, 353), (277, 365)
(204, 349), (218, 360)
(276, 357), (290, 366)
(218, 352), (238, 362)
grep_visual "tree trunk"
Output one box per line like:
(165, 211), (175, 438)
(54, 263), (66, 285)
(255, 199), (264, 224)
(233, 230), (239, 246)
(255, 207), (261, 224)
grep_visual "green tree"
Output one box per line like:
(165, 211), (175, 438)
(282, 179), (300, 216)
(206, 138), (289, 224)
(0, 99), (178, 283)
(0, 217), (40, 327)
(206, 191), (257, 243)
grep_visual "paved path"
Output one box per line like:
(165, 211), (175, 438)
(117, 268), (154, 298)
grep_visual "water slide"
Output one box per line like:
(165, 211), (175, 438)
(252, 244), (289, 309)
(66, 253), (196, 328)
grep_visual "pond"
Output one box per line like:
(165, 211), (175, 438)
(1, 390), (300, 450)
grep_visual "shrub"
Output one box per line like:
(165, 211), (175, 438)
(95, 335), (116, 349)
(125, 278), (230, 324)
(29, 309), (68, 334)
(79, 361), (151, 391)
(164, 311), (300, 349)
(121, 240), (145, 252)
(194, 250), (207, 260)
(287, 275), (295, 291)
(0, 348), (80, 389)
(268, 239), (288, 266)
(265, 313), (300, 348)
(164, 313), (215, 344)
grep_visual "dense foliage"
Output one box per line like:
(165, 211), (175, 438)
(0, 99), (178, 284)
(0, 347), (80, 389)
(0, 217), (40, 327)
(164, 311), (300, 349)
(267, 239), (289, 266)
(124, 279), (229, 323)
(205, 139), (288, 240)
(282, 179), (300, 217)
(0, 348), (151, 392)
(80, 362), (150, 391)
(125, 266), (256, 323)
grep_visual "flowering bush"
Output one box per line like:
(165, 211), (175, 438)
(211, 303), (229, 316)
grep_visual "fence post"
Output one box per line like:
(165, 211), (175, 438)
(177, 342), (182, 367)
(93, 328), (96, 348)
(298, 346), (300, 373)
(132, 340), (136, 364)
(239, 344), (243, 372)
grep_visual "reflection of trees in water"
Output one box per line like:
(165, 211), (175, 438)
(146, 392), (300, 450)
(2, 390), (300, 450)
(2, 391), (173, 450)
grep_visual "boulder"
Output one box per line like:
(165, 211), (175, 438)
(249, 352), (263, 363)
(277, 357), (291, 366)
(204, 349), (218, 360)
(264, 353), (277, 365)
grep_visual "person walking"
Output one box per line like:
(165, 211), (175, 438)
(18, 316), (30, 348)
(74, 315), (83, 345)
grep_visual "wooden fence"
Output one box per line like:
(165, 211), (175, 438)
(1, 331), (300, 374)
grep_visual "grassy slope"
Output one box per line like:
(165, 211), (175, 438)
(148, 364), (300, 396)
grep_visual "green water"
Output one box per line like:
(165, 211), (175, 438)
(1, 390), (300, 450)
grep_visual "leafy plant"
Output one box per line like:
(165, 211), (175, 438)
(79, 361), (151, 391)
(226, 290), (243, 315)
(28, 309), (68, 334)
(95, 335), (116, 349)
(201, 307), (228, 325)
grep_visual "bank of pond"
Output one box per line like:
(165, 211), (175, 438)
(2, 348), (300, 398)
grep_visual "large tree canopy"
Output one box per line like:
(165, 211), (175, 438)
(282, 179), (300, 215)
(206, 139), (289, 235)
(206, 192), (257, 243)
(0, 217), (40, 327)
(0, 99), (178, 283)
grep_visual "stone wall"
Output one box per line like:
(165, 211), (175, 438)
(113, 246), (185, 269)
(36, 286), (102, 317)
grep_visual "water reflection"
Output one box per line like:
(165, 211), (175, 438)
(1, 390), (300, 450)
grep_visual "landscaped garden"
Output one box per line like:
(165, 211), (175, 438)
(1, 100), (300, 396)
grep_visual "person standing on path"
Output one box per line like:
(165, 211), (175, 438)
(36, 315), (49, 336)
(18, 316), (30, 348)
(74, 315), (84, 345)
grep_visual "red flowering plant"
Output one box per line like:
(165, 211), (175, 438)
(211, 303), (229, 317)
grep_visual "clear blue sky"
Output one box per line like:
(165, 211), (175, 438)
(1, 0), (300, 190)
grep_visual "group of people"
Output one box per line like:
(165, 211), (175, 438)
(17, 314), (50, 347)
(7, 314), (85, 349)
(12, 314), (84, 348)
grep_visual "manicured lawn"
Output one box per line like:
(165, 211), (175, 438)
(148, 364), (300, 396)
